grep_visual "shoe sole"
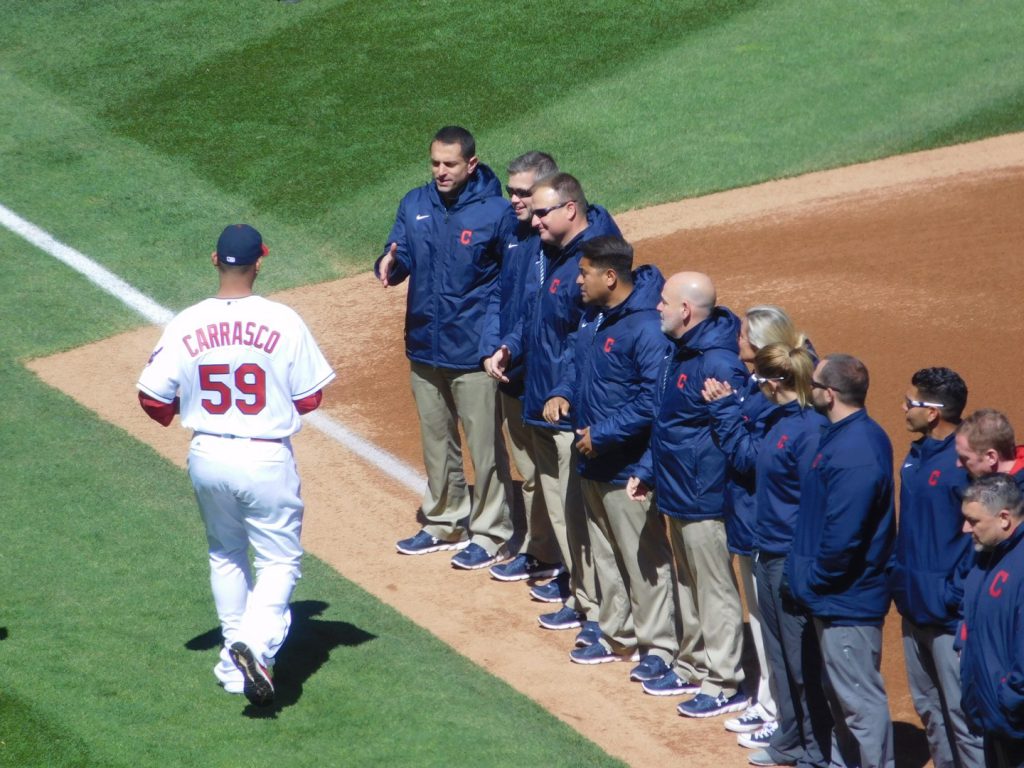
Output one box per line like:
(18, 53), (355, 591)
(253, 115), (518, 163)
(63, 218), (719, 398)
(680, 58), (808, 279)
(490, 565), (563, 582)
(396, 539), (469, 555)
(642, 685), (701, 697)
(228, 642), (274, 707)
(678, 698), (751, 719)
(629, 668), (669, 682)
(726, 722), (768, 734)
(451, 555), (500, 570)
(537, 618), (582, 630)
(569, 651), (633, 665)
(529, 588), (568, 603)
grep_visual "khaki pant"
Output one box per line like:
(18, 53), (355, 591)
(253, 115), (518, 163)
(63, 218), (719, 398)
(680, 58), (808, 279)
(582, 478), (677, 662)
(667, 516), (745, 697)
(531, 427), (597, 616)
(410, 362), (512, 554)
(500, 391), (558, 563)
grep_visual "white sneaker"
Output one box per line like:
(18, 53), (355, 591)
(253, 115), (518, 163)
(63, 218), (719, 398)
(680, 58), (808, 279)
(725, 702), (772, 733)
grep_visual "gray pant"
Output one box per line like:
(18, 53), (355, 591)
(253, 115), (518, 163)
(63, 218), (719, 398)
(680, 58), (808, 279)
(667, 517), (745, 697)
(814, 620), (894, 768)
(499, 391), (559, 563)
(582, 478), (677, 662)
(902, 619), (984, 768)
(531, 427), (597, 616)
(755, 553), (832, 768)
(410, 362), (512, 553)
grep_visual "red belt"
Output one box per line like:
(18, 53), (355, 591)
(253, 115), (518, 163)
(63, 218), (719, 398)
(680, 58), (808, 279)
(194, 431), (284, 444)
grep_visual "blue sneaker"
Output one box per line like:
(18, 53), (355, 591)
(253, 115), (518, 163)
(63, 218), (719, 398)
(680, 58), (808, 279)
(574, 620), (601, 648)
(538, 604), (583, 630)
(677, 691), (750, 719)
(529, 572), (571, 603)
(451, 542), (500, 570)
(569, 642), (637, 665)
(629, 654), (671, 682)
(641, 670), (701, 696)
(396, 529), (468, 555)
(489, 553), (563, 582)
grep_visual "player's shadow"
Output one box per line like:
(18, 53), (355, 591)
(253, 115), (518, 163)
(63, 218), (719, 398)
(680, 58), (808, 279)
(185, 599), (375, 717)
(893, 720), (930, 768)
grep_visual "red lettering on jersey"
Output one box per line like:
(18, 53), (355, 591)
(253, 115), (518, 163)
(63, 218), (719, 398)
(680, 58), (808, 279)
(244, 322), (256, 346)
(232, 322), (244, 345)
(264, 330), (280, 354)
(812, 452), (823, 468)
(604, 337), (615, 353)
(194, 328), (210, 353)
(990, 570), (1009, 598)
(220, 322), (231, 346)
(183, 336), (198, 357)
(206, 323), (221, 347)
(460, 229), (473, 245)
(776, 434), (790, 450)
(253, 325), (270, 350)
(549, 278), (561, 294)
(928, 469), (941, 486)
(676, 373), (688, 389)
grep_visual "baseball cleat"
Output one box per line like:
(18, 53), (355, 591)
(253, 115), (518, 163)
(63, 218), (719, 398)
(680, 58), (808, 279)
(228, 642), (274, 707)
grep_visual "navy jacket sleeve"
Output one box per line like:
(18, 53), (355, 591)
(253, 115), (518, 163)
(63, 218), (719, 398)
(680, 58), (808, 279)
(708, 394), (760, 476)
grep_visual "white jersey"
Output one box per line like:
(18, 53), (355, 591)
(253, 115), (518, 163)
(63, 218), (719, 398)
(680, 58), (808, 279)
(137, 295), (335, 439)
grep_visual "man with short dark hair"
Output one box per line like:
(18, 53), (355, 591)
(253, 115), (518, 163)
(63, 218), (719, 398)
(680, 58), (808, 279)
(486, 151), (563, 584)
(787, 353), (896, 768)
(627, 271), (749, 718)
(376, 125), (516, 570)
(959, 473), (1024, 768)
(955, 409), (1024, 488)
(544, 235), (677, 679)
(485, 172), (620, 638)
(889, 367), (983, 768)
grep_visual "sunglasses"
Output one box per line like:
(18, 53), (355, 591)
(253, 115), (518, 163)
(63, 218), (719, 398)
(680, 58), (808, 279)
(905, 396), (945, 409)
(533, 201), (571, 219)
(506, 186), (532, 199)
(811, 380), (842, 392)
(751, 373), (785, 385)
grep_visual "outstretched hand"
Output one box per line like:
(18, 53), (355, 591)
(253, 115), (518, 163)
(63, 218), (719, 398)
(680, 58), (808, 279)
(378, 243), (397, 288)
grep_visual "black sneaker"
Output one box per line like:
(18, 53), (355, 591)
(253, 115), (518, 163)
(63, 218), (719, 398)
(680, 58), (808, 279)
(228, 642), (274, 707)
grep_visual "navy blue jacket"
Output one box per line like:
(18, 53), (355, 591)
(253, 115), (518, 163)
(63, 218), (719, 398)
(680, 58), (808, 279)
(635, 307), (748, 520)
(549, 266), (670, 486)
(501, 206), (620, 430)
(375, 164), (517, 370)
(709, 396), (827, 556)
(786, 409), (896, 624)
(710, 379), (774, 555)
(889, 433), (973, 631)
(481, 221), (543, 397)
(960, 525), (1024, 740)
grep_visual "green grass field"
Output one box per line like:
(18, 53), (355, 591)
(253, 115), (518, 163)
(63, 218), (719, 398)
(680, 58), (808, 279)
(2, 2), (1024, 765)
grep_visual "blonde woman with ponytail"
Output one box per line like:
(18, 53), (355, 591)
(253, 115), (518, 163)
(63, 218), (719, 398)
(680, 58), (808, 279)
(703, 342), (830, 766)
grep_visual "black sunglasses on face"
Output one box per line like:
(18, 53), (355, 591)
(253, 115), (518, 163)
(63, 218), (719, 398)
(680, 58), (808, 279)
(506, 186), (532, 199)
(533, 201), (571, 219)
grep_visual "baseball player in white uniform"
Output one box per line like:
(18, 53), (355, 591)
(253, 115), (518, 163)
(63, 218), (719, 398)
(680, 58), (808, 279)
(137, 224), (335, 707)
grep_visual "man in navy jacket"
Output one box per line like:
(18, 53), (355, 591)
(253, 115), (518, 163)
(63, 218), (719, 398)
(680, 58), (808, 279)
(376, 126), (516, 569)
(959, 474), (1024, 768)
(786, 354), (895, 768)
(889, 367), (983, 768)
(546, 235), (677, 680)
(485, 151), (564, 584)
(485, 173), (620, 636)
(627, 272), (749, 718)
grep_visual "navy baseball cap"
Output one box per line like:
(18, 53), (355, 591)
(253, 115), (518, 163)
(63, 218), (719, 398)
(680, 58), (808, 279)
(215, 224), (270, 265)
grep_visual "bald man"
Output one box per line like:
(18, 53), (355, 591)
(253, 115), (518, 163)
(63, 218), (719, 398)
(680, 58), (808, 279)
(628, 272), (750, 718)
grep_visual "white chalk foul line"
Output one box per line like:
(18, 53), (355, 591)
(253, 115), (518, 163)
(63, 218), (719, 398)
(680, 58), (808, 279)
(1, 201), (426, 495)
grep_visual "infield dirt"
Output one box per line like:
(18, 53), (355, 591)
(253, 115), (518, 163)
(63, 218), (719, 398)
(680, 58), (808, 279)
(28, 132), (1024, 768)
